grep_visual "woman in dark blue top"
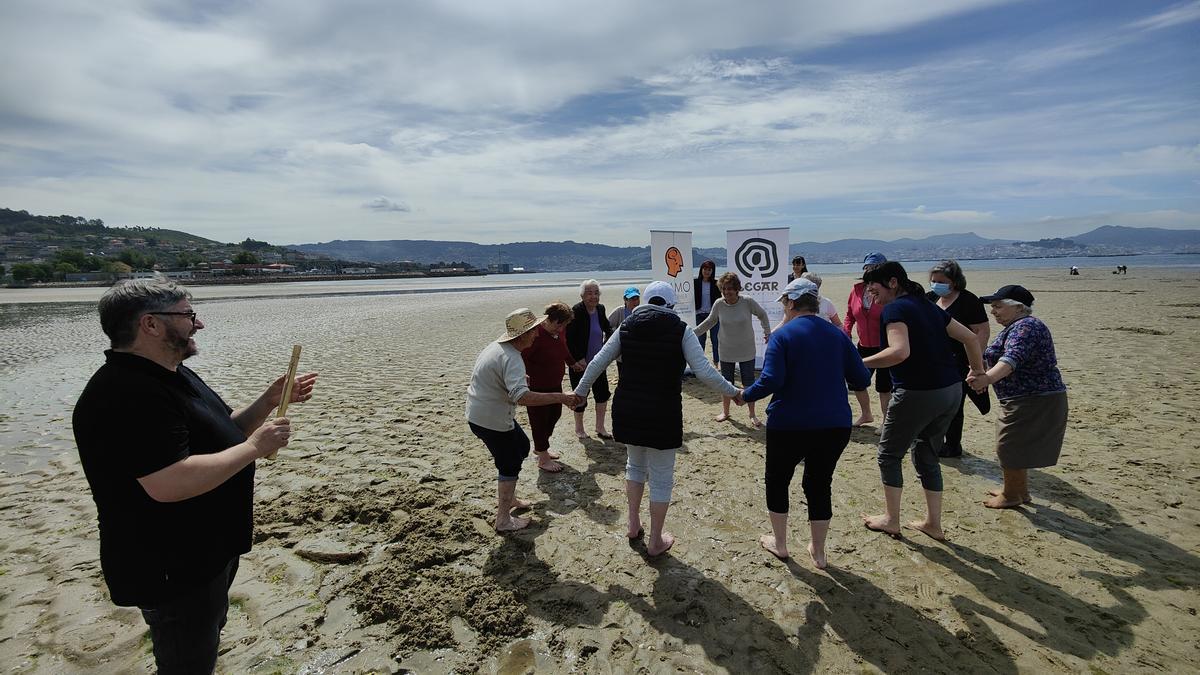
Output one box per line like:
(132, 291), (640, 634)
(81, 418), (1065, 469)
(858, 262), (985, 542)
(741, 279), (870, 567)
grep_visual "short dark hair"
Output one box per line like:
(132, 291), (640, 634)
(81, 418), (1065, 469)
(647, 296), (667, 306)
(544, 302), (572, 324)
(862, 261), (924, 296)
(98, 278), (191, 349)
(930, 259), (967, 291)
(717, 272), (741, 291)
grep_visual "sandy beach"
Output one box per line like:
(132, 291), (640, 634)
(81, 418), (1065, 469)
(1, 266), (1198, 673)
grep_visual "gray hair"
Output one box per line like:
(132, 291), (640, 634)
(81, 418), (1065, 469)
(786, 293), (821, 313)
(999, 298), (1033, 316)
(800, 271), (822, 288)
(98, 277), (191, 348)
(579, 279), (600, 295)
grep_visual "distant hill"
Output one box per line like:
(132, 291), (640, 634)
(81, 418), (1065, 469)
(1071, 226), (1200, 247)
(291, 227), (1198, 270)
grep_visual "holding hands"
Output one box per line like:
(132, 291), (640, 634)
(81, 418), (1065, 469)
(562, 393), (585, 408)
(728, 390), (746, 406)
(967, 369), (989, 393)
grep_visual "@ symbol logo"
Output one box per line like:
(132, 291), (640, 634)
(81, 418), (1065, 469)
(734, 238), (779, 278)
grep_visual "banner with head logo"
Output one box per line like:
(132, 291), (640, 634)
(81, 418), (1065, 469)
(726, 227), (789, 366)
(649, 230), (695, 327)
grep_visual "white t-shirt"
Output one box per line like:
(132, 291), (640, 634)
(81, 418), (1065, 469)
(465, 341), (530, 431)
(818, 296), (838, 323)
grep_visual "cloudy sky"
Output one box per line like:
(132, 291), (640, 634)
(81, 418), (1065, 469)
(1, 1), (1197, 247)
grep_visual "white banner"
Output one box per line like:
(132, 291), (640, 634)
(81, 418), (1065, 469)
(649, 230), (695, 327)
(726, 227), (790, 366)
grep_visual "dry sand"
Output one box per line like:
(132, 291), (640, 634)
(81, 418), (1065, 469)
(0, 267), (1198, 673)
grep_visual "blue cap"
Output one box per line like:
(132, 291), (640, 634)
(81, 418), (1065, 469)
(863, 252), (887, 268)
(623, 286), (641, 299)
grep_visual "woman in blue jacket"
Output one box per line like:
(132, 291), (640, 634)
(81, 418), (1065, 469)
(741, 278), (870, 568)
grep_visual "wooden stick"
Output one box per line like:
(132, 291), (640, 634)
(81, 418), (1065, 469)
(268, 345), (302, 459)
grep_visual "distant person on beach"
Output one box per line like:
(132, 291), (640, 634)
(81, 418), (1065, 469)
(520, 302), (582, 474)
(740, 278), (871, 568)
(608, 287), (640, 380)
(1116, 265), (1128, 274)
(969, 285), (1068, 508)
(693, 260), (720, 364)
(572, 281), (741, 557)
(694, 272), (771, 428)
(858, 262), (985, 542)
(926, 260), (991, 458)
(787, 255), (808, 283)
(1070, 266), (1080, 275)
(843, 252), (892, 426)
(72, 278), (318, 674)
(565, 279), (614, 439)
(468, 308), (577, 531)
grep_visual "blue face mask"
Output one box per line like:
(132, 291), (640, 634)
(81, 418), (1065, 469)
(930, 282), (953, 297)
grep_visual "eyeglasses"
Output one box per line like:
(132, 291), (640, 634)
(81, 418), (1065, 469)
(150, 311), (198, 325)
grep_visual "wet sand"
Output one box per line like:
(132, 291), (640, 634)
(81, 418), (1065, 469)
(1, 267), (1198, 673)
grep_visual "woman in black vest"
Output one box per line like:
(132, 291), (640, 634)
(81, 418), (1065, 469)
(564, 279), (614, 439)
(570, 282), (740, 556)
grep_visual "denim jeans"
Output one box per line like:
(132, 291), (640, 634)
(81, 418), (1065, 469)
(139, 557), (239, 675)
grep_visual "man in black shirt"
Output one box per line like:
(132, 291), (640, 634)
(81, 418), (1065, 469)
(72, 278), (317, 674)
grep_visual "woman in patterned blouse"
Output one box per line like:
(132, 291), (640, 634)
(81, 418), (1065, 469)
(969, 285), (1068, 508)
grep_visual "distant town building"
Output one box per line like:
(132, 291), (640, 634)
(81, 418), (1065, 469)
(342, 267), (377, 275)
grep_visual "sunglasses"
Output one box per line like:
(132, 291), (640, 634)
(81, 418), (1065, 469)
(150, 311), (198, 326)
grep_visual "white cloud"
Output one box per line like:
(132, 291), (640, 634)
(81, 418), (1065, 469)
(362, 197), (410, 213)
(900, 206), (996, 223)
(1128, 1), (1200, 31)
(0, 0), (1196, 247)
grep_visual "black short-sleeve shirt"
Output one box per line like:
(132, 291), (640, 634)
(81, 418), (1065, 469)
(926, 289), (988, 375)
(880, 294), (960, 390)
(72, 351), (252, 607)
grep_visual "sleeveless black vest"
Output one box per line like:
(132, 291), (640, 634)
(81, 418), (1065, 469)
(612, 309), (687, 449)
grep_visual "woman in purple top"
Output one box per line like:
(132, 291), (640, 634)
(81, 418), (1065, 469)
(969, 285), (1068, 509)
(565, 279), (614, 439)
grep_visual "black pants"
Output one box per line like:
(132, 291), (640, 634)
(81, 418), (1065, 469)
(470, 421), (531, 480)
(941, 381), (992, 457)
(765, 427), (852, 520)
(568, 367), (610, 411)
(139, 557), (239, 675)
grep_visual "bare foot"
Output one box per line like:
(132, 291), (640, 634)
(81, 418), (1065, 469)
(575, 429), (589, 440)
(715, 412), (729, 422)
(987, 488), (1031, 504)
(906, 520), (946, 541)
(546, 450), (561, 459)
(495, 515), (530, 532)
(749, 416), (763, 429)
(861, 513), (901, 538)
(760, 534), (789, 560)
(647, 531), (675, 556)
(595, 428), (613, 440)
(537, 459), (563, 473)
(983, 494), (1025, 509)
(510, 498), (532, 510)
(807, 542), (827, 569)
(853, 415), (873, 427)
(627, 524), (644, 540)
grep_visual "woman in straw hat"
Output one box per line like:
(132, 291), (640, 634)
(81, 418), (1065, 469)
(467, 308), (576, 531)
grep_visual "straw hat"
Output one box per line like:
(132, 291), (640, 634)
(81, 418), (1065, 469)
(497, 307), (547, 342)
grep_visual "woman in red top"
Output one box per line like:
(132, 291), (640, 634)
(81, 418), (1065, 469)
(843, 253), (893, 426)
(521, 303), (580, 472)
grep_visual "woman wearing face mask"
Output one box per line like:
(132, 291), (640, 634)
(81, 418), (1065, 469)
(968, 285), (1068, 509)
(926, 260), (990, 458)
